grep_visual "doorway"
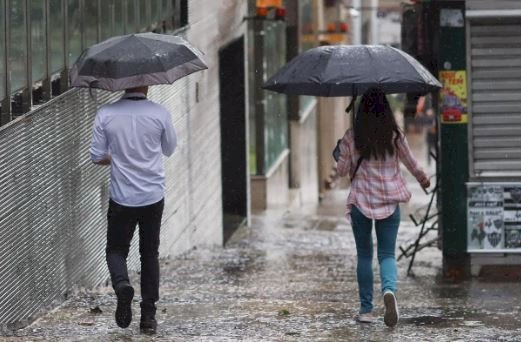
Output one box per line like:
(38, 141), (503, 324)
(219, 37), (247, 245)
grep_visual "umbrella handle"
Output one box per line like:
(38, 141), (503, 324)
(88, 83), (100, 110)
(345, 96), (356, 114)
(346, 96), (357, 134)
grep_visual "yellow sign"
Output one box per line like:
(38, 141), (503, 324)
(439, 70), (468, 124)
(257, 0), (283, 7)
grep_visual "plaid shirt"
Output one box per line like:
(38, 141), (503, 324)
(337, 129), (428, 220)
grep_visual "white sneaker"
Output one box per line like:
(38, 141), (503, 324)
(383, 290), (399, 327)
(356, 312), (375, 323)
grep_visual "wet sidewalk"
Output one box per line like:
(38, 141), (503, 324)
(6, 135), (521, 342)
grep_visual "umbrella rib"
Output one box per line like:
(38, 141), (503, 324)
(392, 47), (442, 87)
(320, 47), (336, 96)
(365, 45), (379, 89)
(138, 37), (171, 78)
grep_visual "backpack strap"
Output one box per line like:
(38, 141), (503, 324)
(351, 156), (364, 183)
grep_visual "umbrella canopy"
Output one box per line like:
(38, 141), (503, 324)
(263, 45), (442, 96)
(70, 33), (207, 91)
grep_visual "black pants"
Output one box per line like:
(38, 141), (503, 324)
(106, 198), (164, 316)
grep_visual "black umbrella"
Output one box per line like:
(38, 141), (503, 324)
(263, 45), (441, 97)
(70, 33), (207, 91)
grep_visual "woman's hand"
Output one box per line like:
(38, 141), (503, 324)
(420, 178), (431, 189)
(332, 139), (342, 162)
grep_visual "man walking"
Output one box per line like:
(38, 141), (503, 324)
(90, 86), (176, 334)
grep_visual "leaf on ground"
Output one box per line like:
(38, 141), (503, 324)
(89, 306), (103, 314)
(278, 309), (290, 317)
(78, 321), (95, 326)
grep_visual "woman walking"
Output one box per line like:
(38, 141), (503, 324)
(334, 88), (430, 327)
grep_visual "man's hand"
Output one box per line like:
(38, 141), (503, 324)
(94, 155), (112, 166)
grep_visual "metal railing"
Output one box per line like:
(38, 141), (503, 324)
(0, 88), (142, 332)
(0, 0), (187, 123)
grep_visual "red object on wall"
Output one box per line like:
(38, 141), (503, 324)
(442, 108), (462, 122)
(275, 7), (286, 20)
(256, 6), (268, 17)
(339, 22), (349, 32)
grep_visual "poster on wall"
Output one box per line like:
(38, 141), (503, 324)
(440, 9), (464, 27)
(467, 183), (521, 252)
(503, 187), (521, 249)
(439, 70), (467, 124)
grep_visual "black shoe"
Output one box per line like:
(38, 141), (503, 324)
(140, 316), (157, 335)
(115, 283), (134, 328)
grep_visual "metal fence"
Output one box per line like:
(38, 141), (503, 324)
(0, 88), (142, 332)
(1, 0), (188, 122)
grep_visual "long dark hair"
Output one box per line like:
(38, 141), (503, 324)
(353, 88), (401, 160)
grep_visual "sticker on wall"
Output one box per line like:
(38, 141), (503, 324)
(439, 70), (467, 124)
(503, 187), (521, 248)
(484, 210), (503, 249)
(440, 9), (464, 28)
(505, 187), (521, 206)
(505, 226), (521, 249)
(468, 209), (504, 250)
(467, 183), (521, 252)
(468, 185), (504, 250)
(468, 185), (503, 204)
(468, 209), (486, 249)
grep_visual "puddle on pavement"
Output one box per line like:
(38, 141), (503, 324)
(282, 216), (340, 232)
(10, 191), (521, 341)
(315, 219), (339, 231)
(431, 285), (470, 299)
(402, 315), (450, 327)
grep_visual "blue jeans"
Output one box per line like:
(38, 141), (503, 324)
(350, 205), (400, 314)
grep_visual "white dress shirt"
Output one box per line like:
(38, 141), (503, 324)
(90, 92), (177, 207)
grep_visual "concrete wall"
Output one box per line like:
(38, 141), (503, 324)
(317, 97), (350, 195)
(290, 104), (320, 205)
(251, 151), (290, 210)
(0, 0), (248, 331)
(160, 0), (248, 255)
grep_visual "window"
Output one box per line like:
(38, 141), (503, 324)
(84, 1), (99, 47)
(126, 0), (136, 33)
(172, 0), (180, 28)
(0, 0), (6, 99)
(151, 0), (161, 25)
(9, 0), (27, 92)
(263, 21), (288, 171)
(50, 0), (64, 74)
(101, 0), (114, 41)
(67, 0), (81, 66)
(247, 26), (257, 174)
(113, 0), (124, 36)
(180, 0), (188, 27)
(248, 19), (289, 175)
(162, 0), (170, 19)
(162, 0), (175, 31)
(299, 0), (315, 113)
(31, 0), (46, 82)
(139, 1), (149, 31)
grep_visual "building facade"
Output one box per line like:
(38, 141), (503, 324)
(0, 0), (248, 331)
(248, 0), (291, 209)
(248, 0), (322, 210)
(402, 0), (521, 277)
(248, 0), (353, 209)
